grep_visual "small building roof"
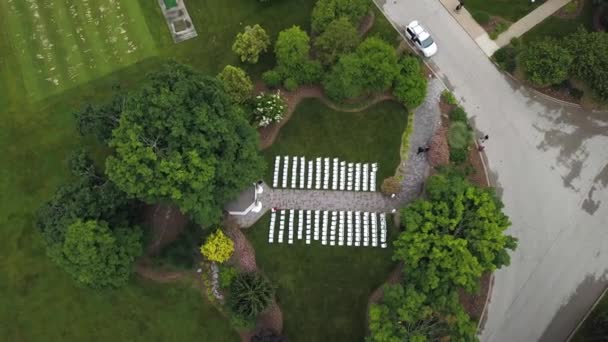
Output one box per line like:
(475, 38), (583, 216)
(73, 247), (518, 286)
(224, 186), (256, 213)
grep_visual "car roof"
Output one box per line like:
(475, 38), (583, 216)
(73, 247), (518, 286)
(407, 21), (426, 36)
(418, 32), (430, 41)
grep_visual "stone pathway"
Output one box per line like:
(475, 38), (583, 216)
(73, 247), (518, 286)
(231, 78), (443, 228)
(438, 0), (571, 56)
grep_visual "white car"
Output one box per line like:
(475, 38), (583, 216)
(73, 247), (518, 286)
(405, 21), (438, 57)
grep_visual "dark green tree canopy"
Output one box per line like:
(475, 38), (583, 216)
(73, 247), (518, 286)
(74, 92), (124, 143)
(105, 62), (265, 226)
(368, 284), (477, 342)
(311, 0), (369, 34)
(273, 26), (322, 87)
(356, 37), (400, 92)
(393, 56), (428, 109)
(323, 53), (364, 101)
(565, 28), (608, 100)
(520, 38), (573, 87)
(37, 150), (131, 257)
(313, 17), (360, 66)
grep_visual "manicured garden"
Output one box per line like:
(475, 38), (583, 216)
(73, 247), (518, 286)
(262, 99), (409, 185)
(0, 0), (317, 339)
(246, 214), (398, 341)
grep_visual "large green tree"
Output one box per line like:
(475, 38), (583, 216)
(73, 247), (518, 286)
(323, 53), (364, 101)
(313, 17), (360, 66)
(273, 25), (322, 88)
(356, 37), (400, 92)
(520, 38), (573, 87)
(74, 92), (124, 143)
(36, 151), (141, 288)
(105, 62), (265, 226)
(61, 219), (142, 288)
(311, 0), (369, 34)
(232, 24), (271, 64)
(394, 171), (517, 295)
(324, 37), (399, 101)
(368, 284), (477, 342)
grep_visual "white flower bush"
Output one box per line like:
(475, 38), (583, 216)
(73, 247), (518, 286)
(252, 91), (287, 127)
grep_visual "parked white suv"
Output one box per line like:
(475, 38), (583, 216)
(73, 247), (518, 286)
(405, 20), (438, 57)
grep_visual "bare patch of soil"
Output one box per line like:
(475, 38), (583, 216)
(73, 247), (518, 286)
(481, 16), (511, 36)
(554, 0), (585, 19)
(142, 203), (189, 256)
(428, 119), (450, 169)
(593, 5), (608, 31)
(359, 11), (375, 36)
(224, 226), (258, 273)
(460, 273), (492, 325)
(135, 259), (191, 283)
(468, 143), (490, 187)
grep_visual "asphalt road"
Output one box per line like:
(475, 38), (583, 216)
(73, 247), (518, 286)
(377, 0), (608, 341)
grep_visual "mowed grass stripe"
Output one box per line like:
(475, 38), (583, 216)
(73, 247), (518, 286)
(0, 0), (31, 106)
(36, 0), (90, 85)
(3, 0), (46, 100)
(68, 0), (115, 75)
(93, 0), (143, 66)
(23, 0), (71, 94)
(118, 0), (158, 59)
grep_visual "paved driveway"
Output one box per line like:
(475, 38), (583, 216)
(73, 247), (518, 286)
(377, 0), (608, 341)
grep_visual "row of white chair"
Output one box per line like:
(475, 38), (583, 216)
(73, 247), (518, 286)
(272, 155), (379, 192)
(268, 209), (388, 248)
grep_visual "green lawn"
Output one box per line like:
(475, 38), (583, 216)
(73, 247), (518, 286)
(0, 0), (318, 340)
(522, 0), (594, 42)
(246, 214), (398, 342)
(572, 292), (608, 341)
(262, 99), (409, 186)
(466, 0), (544, 22)
(1, 0), (157, 101)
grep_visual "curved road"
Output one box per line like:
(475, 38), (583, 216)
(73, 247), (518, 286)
(377, 0), (608, 341)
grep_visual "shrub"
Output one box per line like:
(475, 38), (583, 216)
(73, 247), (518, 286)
(283, 78), (298, 91)
(450, 147), (468, 163)
(311, 0), (370, 34)
(252, 91), (287, 127)
(274, 26), (322, 85)
(313, 17), (360, 66)
(356, 37), (400, 92)
(262, 70), (282, 88)
(472, 11), (490, 25)
(232, 24), (271, 64)
(200, 229), (234, 263)
(564, 29), (608, 100)
(493, 46), (518, 73)
(323, 54), (364, 101)
(441, 90), (458, 105)
(219, 265), (239, 288)
(448, 121), (472, 149)
(381, 177), (401, 195)
(393, 56), (427, 108)
(489, 22), (509, 40)
(520, 38), (573, 86)
(449, 106), (467, 122)
(228, 273), (275, 320)
(217, 65), (253, 104)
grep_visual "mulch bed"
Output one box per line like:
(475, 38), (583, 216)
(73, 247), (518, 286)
(481, 16), (511, 36)
(141, 203), (189, 256)
(358, 11), (375, 36)
(459, 272), (492, 322)
(554, 0), (585, 19)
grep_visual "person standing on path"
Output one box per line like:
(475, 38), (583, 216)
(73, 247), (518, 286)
(480, 134), (489, 143)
